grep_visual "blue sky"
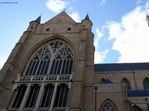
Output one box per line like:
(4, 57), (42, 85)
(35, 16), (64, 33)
(0, 0), (149, 69)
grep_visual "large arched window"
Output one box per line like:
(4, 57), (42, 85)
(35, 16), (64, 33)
(99, 99), (118, 111)
(143, 78), (149, 89)
(121, 78), (131, 89)
(24, 40), (73, 75)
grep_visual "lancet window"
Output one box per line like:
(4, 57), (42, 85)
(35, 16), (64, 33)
(40, 84), (54, 107)
(11, 85), (27, 108)
(25, 84), (40, 108)
(121, 78), (131, 89)
(143, 78), (149, 89)
(54, 84), (69, 107)
(24, 40), (73, 75)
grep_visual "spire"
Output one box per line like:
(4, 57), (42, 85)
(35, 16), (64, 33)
(85, 14), (90, 20)
(35, 16), (41, 23)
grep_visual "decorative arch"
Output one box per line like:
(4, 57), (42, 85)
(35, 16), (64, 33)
(132, 105), (143, 111)
(23, 39), (74, 75)
(143, 78), (149, 89)
(121, 78), (131, 89)
(99, 99), (118, 111)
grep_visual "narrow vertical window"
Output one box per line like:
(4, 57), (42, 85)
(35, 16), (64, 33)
(121, 78), (131, 89)
(143, 78), (149, 89)
(40, 84), (54, 107)
(54, 84), (69, 107)
(12, 85), (27, 108)
(25, 84), (40, 108)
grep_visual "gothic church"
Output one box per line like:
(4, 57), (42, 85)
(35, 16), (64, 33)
(0, 11), (149, 111)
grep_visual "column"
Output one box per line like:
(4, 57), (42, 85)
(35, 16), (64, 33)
(49, 82), (58, 111)
(19, 83), (31, 111)
(33, 82), (45, 111)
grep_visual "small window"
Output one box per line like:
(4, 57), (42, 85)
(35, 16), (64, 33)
(99, 99), (118, 111)
(143, 78), (149, 89)
(46, 28), (50, 31)
(68, 28), (71, 31)
(121, 78), (131, 89)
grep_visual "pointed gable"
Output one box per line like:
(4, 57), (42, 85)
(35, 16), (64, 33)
(45, 11), (76, 25)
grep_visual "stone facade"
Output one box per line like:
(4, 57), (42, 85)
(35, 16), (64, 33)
(0, 11), (149, 111)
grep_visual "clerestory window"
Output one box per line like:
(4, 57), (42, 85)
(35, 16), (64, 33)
(143, 78), (149, 89)
(121, 78), (131, 89)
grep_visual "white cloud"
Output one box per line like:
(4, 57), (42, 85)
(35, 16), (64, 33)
(100, 0), (106, 5)
(69, 11), (81, 22)
(46, 0), (68, 13)
(94, 28), (109, 63)
(94, 50), (109, 63)
(106, 3), (149, 63)
(94, 28), (103, 48)
(136, 0), (143, 6)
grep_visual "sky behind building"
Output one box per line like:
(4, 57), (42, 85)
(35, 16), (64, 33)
(0, 0), (149, 69)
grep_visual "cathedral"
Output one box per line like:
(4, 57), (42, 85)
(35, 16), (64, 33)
(0, 11), (149, 111)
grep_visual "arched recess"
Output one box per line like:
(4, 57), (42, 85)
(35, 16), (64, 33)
(143, 78), (149, 89)
(132, 105), (143, 111)
(22, 39), (74, 75)
(121, 78), (131, 89)
(99, 99), (118, 111)
(20, 35), (76, 74)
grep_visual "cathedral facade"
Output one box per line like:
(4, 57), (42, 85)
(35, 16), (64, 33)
(0, 11), (149, 111)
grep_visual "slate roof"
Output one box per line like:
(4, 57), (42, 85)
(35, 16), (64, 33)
(127, 90), (149, 97)
(35, 16), (41, 23)
(94, 63), (149, 72)
(85, 14), (90, 20)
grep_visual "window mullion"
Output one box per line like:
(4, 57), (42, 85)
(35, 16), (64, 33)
(47, 54), (54, 74)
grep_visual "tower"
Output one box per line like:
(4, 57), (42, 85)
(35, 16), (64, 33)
(1, 11), (149, 111)
(0, 11), (94, 111)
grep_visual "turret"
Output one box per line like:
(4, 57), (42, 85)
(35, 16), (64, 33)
(81, 14), (93, 30)
(27, 16), (41, 32)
